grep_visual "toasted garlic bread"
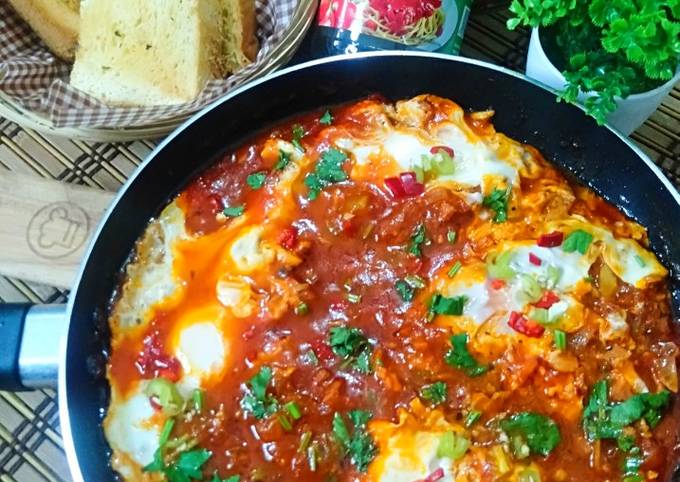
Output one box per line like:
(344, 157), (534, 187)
(8, 0), (79, 60)
(70, 0), (259, 106)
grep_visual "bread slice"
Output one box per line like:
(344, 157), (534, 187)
(70, 0), (259, 106)
(8, 0), (79, 61)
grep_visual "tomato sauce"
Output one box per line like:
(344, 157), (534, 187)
(107, 96), (680, 482)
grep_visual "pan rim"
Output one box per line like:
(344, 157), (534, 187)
(57, 50), (680, 482)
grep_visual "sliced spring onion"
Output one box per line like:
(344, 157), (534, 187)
(303, 350), (319, 366)
(159, 418), (175, 447)
(492, 445), (510, 474)
(145, 378), (183, 415)
(520, 274), (542, 303)
(447, 261), (462, 278)
(404, 274), (426, 289)
(284, 401), (302, 420)
(346, 293), (362, 304)
(634, 254), (646, 267)
(447, 230), (457, 244)
(528, 307), (549, 325)
(510, 434), (530, 459)
(278, 413), (293, 431)
(223, 205), (245, 217)
(518, 468), (542, 482)
(554, 329), (567, 351)
(295, 302), (309, 315)
(546, 265), (562, 288)
(307, 443), (318, 471)
(436, 431), (470, 460)
(298, 431), (312, 453)
(486, 251), (515, 280)
(191, 389), (204, 412)
(464, 410), (481, 427)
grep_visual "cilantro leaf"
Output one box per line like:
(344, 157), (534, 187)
(329, 326), (372, 373)
(582, 380), (671, 441)
(240, 366), (279, 419)
(211, 474), (240, 482)
(223, 205), (244, 217)
(332, 411), (377, 472)
(246, 172), (267, 189)
(275, 149), (291, 170)
(500, 412), (561, 457)
(304, 148), (348, 200)
(419, 381), (448, 406)
(444, 333), (489, 377)
(407, 223), (427, 256)
(482, 187), (511, 223)
(292, 124), (305, 152)
(319, 110), (333, 125)
(429, 294), (468, 316)
(562, 229), (594, 254)
(395, 279), (415, 302)
(173, 449), (212, 479)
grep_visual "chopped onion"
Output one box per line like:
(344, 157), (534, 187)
(652, 341), (679, 392)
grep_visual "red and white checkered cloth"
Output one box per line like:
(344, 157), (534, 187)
(0, 0), (295, 128)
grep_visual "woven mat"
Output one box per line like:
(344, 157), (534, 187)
(0, 6), (678, 482)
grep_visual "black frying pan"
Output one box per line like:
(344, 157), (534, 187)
(1, 52), (679, 481)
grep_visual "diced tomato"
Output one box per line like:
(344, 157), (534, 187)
(534, 290), (560, 309)
(430, 145), (454, 158)
(279, 226), (298, 250)
(385, 172), (424, 198)
(490, 279), (506, 290)
(135, 332), (182, 381)
(528, 252), (542, 266)
(508, 311), (545, 337)
(537, 231), (564, 247)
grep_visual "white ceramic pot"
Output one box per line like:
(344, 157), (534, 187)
(526, 28), (680, 135)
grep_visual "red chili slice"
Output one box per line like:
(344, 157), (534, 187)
(537, 231), (564, 247)
(528, 253), (542, 266)
(418, 468), (445, 482)
(534, 290), (560, 309)
(311, 339), (335, 362)
(508, 311), (545, 337)
(135, 332), (182, 381)
(279, 226), (298, 250)
(385, 172), (424, 198)
(430, 145), (455, 158)
(490, 279), (506, 290)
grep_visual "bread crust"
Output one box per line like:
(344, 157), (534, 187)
(8, 0), (79, 61)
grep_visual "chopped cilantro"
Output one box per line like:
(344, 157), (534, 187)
(444, 333), (489, 377)
(145, 445), (212, 481)
(275, 149), (291, 170)
(482, 187), (511, 223)
(223, 205), (244, 217)
(429, 293), (468, 316)
(328, 326), (372, 373)
(246, 171), (267, 189)
(582, 380), (671, 441)
(395, 279), (415, 302)
(407, 223), (427, 256)
(500, 412), (561, 457)
(319, 110), (333, 125)
(562, 229), (594, 255)
(332, 411), (377, 472)
(292, 124), (305, 152)
(419, 382), (447, 406)
(304, 148), (348, 200)
(464, 410), (482, 427)
(240, 366), (278, 419)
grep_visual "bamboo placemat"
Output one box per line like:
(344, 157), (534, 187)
(0, 6), (678, 482)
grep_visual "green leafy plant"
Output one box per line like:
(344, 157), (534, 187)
(508, 0), (680, 124)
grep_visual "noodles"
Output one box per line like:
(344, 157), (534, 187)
(363, 7), (444, 45)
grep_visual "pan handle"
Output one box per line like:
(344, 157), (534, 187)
(0, 303), (67, 390)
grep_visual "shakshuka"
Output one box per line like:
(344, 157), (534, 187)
(104, 95), (680, 482)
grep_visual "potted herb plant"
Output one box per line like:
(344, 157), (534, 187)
(507, 0), (680, 134)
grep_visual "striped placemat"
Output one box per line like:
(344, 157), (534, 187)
(0, 6), (678, 482)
